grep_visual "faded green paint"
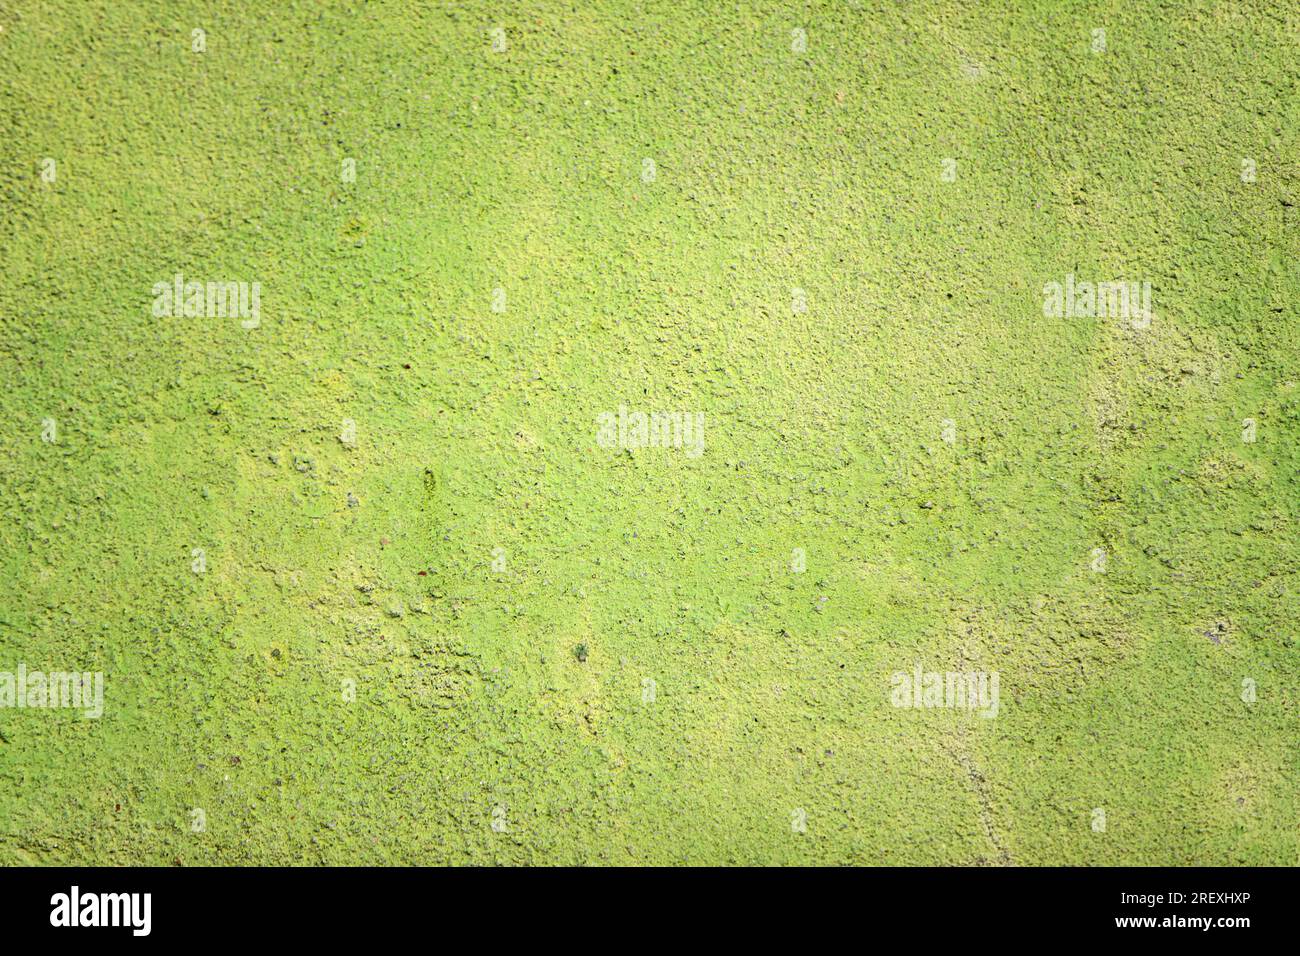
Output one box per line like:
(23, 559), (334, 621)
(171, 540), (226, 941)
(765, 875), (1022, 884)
(0, 0), (1297, 864)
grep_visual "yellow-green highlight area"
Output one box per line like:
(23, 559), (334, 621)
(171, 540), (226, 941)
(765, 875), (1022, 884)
(0, 0), (1297, 864)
